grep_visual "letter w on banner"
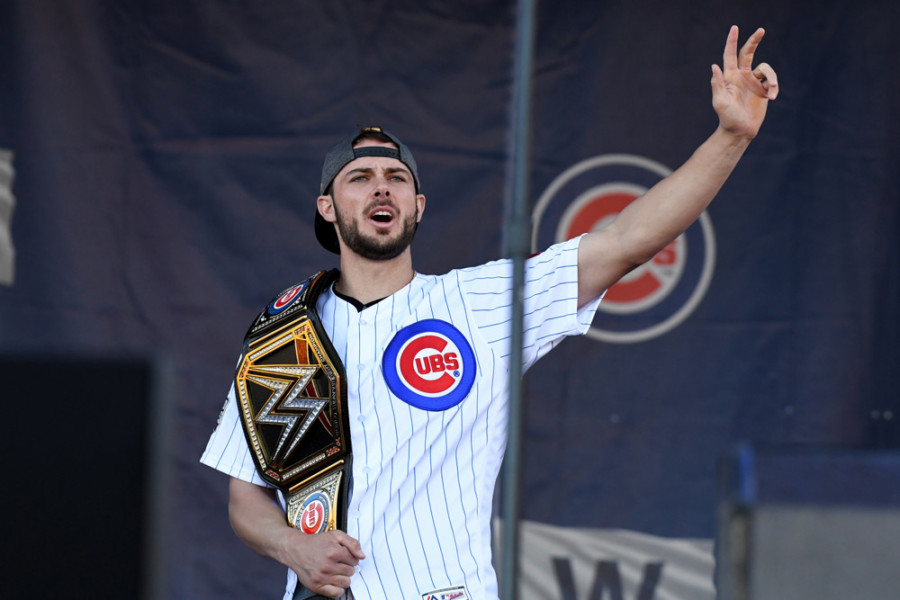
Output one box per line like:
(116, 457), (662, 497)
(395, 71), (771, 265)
(516, 520), (714, 600)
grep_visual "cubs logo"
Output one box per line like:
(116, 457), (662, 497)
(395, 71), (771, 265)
(296, 492), (330, 535)
(533, 154), (716, 343)
(383, 320), (476, 411)
(267, 282), (307, 315)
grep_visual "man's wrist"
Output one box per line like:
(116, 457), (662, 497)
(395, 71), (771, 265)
(713, 123), (756, 147)
(271, 522), (302, 567)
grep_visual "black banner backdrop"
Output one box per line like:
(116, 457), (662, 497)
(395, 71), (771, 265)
(1, 1), (897, 598)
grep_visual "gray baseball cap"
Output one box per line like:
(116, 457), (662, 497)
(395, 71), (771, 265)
(315, 127), (420, 254)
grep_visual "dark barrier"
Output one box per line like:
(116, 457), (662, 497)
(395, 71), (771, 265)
(0, 356), (171, 600)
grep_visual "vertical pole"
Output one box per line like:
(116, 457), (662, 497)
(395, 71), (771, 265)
(143, 357), (174, 600)
(501, 0), (537, 598)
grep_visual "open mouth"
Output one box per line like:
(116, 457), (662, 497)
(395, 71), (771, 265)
(368, 206), (397, 227)
(371, 210), (393, 224)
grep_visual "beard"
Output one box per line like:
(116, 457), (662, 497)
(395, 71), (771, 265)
(334, 204), (419, 261)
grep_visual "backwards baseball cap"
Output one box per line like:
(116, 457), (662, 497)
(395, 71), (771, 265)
(315, 126), (420, 254)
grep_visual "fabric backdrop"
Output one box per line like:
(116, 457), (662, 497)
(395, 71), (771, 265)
(1, 0), (897, 598)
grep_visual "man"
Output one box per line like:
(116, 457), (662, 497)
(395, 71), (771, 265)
(201, 25), (778, 600)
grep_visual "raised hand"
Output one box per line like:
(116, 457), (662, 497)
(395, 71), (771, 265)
(711, 26), (779, 139)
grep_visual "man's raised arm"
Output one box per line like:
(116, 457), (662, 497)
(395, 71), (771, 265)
(577, 26), (779, 307)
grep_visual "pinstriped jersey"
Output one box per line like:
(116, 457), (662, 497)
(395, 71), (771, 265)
(201, 235), (602, 600)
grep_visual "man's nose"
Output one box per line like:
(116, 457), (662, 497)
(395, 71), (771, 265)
(373, 178), (391, 197)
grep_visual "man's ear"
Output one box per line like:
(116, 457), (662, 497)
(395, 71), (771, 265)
(317, 195), (336, 223)
(415, 193), (426, 223)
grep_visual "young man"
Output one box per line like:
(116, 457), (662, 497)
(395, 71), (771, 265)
(202, 26), (778, 600)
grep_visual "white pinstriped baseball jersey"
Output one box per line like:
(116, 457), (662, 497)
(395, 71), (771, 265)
(201, 235), (602, 600)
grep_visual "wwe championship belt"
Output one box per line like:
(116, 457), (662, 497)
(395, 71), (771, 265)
(235, 270), (352, 534)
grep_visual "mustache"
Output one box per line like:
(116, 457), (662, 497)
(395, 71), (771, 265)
(364, 199), (399, 214)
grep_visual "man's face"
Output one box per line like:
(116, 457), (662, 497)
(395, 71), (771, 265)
(319, 139), (425, 261)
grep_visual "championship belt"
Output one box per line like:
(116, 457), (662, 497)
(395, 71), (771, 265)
(234, 269), (352, 534)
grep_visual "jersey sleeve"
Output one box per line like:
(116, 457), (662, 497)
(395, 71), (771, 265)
(458, 234), (602, 371)
(199, 383), (272, 487)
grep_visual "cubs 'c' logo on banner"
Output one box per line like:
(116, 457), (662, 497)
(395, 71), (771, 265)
(533, 155), (716, 343)
(383, 319), (476, 411)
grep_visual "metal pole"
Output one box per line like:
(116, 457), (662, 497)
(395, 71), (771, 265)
(500, 0), (537, 598)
